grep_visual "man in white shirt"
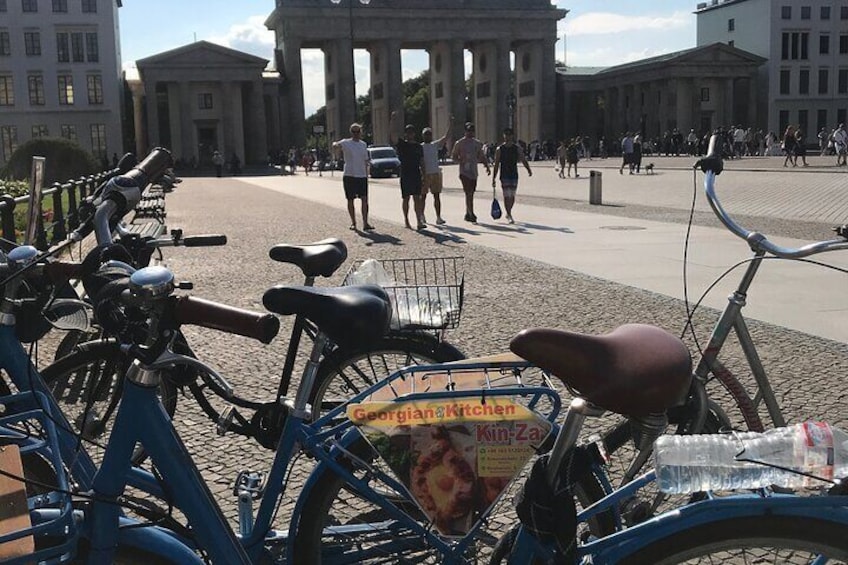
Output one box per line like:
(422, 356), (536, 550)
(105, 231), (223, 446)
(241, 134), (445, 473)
(332, 123), (374, 231)
(420, 116), (454, 225)
(833, 123), (848, 167)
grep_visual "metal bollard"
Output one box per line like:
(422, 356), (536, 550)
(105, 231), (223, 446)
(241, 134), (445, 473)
(589, 170), (602, 205)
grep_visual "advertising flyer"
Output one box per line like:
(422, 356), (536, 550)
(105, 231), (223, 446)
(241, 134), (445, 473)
(347, 396), (552, 536)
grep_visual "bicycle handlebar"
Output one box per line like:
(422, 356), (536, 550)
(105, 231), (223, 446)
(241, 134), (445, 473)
(697, 134), (848, 259)
(173, 295), (280, 344)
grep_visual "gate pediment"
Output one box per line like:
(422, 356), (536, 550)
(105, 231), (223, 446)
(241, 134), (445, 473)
(137, 40), (268, 70)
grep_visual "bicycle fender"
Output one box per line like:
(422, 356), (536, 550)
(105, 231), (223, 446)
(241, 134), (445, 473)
(117, 517), (206, 564)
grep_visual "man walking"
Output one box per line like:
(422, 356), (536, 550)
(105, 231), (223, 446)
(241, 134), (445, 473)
(619, 133), (634, 174)
(451, 122), (490, 223)
(390, 111), (426, 229)
(420, 116), (454, 225)
(833, 123), (848, 166)
(491, 128), (532, 224)
(332, 123), (374, 231)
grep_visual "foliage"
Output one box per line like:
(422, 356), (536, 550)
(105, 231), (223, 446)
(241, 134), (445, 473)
(0, 180), (30, 198)
(0, 138), (100, 184)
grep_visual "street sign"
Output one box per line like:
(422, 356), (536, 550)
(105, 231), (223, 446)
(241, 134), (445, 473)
(313, 126), (325, 134)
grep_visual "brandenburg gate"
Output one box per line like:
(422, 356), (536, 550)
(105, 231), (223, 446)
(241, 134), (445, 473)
(265, 0), (566, 148)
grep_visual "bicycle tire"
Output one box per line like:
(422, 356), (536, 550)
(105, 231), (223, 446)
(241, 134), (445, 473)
(617, 515), (848, 564)
(71, 544), (178, 564)
(41, 340), (178, 466)
(291, 435), (614, 564)
(308, 333), (465, 419)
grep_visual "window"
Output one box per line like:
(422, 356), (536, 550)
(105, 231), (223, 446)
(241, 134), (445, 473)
(86, 74), (102, 104)
(71, 32), (83, 62)
(818, 109), (828, 131)
(31, 125), (48, 138)
(60, 124), (76, 140)
(843, 6), (848, 19)
(24, 31), (40, 56)
(56, 32), (69, 62)
(27, 74), (44, 105)
(779, 110), (790, 134)
(728, 18), (735, 31)
(821, 5), (831, 19)
(0, 31), (9, 56)
(798, 110), (808, 138)
(85, 33), (98, 62)
(58, 74), (74, 104)
(0, 75), (14, 105)
(782, 32), (810, 60)
(840, 34), (848, 54)
(198, 92), (213, 109)
(801, 6), (811, 19)
(820, 34), (830, 55)
(0, 0), (6, 11)
(839, 109), (847, 126)
(781, 5), (792, 19)
(819, 68), (829, 94)
(839, 69), (848, 94)
(780, 69), (791, 94)
(90, 124), (106, 157)
(800, 69), (810, 94)
(81, 0), (96, 12)
(700, 87), (710, 101)
(728, 40), (735, 47)
(0, 126), (18, 161)
(21, 0), (37, 12)
(52, 0), (65, 11)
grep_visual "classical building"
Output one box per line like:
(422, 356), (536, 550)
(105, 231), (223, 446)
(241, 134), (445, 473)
(556, 43), (766, 142)
(131, 41), (279, 166)
(696, 0), (848, 139)
(0, 0), (124, 167)
(265, 0), (566, 149)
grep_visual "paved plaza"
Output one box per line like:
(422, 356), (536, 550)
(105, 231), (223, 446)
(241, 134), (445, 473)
(138, 156), (848, 535)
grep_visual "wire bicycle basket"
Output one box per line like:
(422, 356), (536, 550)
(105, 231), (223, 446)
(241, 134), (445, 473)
(343, 256), (464, 331)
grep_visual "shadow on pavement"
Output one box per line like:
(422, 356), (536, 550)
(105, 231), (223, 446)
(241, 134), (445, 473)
(519, 222), (575, 234)
(355, 229), (404, 246)
(414, 228), (466, 245)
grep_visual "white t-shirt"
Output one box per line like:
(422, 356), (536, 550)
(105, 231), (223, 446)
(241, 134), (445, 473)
(421, 142), (442, 175)
(336, 139), (369, 178)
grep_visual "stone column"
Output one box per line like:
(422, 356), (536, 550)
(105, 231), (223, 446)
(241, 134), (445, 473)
(448, 40), (466, 137)
(370, 40), (402, 145)
(178, 81), (194, 162)
(128, 80), (146, 156)
(676, 78), (694, 133)
(281, 37), (305, 149)
(221, 81), (236, 154)
(324, 38), (355, 143)
(146, 81), (160, 149)
(539, 39), (557, 142)
(747, 73), (758, 129)
(494, 39), (511, 139)
(248, 80), (268, 163)
(472, 42), (498, 144)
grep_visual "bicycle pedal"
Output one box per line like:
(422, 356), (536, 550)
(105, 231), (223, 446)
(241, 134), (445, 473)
(233, 470), (265, 500)
(217, 406), (235, 436)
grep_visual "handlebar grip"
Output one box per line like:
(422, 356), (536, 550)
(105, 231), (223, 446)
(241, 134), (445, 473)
(694, 133), (724, 175)
(173, 296), (280, 344)
(182, 235), (228, 247)
(124, 147), (173, 186)
(116, 152), (138, 174)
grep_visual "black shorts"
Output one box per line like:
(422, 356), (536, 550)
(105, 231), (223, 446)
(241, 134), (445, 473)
(400, 174), (422, 197)
(343, 176), (368, 200)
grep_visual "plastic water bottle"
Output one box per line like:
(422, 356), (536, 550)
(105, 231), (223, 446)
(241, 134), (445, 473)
(654, 422), (848, 494)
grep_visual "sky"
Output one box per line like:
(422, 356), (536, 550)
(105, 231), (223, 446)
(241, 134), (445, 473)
(119, 1), (696, 116)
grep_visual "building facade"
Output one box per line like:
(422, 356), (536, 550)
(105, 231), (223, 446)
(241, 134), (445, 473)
(132, 41), (275, 167)
(696, 0), (848, 140)
(265, 0), (565, 150)
(557, 43), (765, 143)
(0, 0), (124, 167)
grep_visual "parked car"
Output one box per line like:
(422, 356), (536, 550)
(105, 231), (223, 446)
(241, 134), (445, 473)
(367, 146), (401, 178)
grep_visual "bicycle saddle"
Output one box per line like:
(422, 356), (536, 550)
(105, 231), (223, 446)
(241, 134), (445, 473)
(268, 238), (348, 278)
(262, 284), (390, 348)
(510, 324), (691, 417)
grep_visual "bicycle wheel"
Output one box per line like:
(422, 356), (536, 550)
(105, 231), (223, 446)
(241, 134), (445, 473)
(41, 340), (178, 465)
(308, 333), (464, 419)
(617, 516), (848, 564)
(291, 437), (613, 564)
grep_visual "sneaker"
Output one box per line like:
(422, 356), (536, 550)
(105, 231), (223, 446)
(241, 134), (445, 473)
(363, 223), (375, 231)
(436, 217), (446, 225)
(470, 214), (477, 224)
(464, 213), (472, 222)
(349, 224), (357, 231)
(507, 215), (514, 224)
(417, 222), (427, 230)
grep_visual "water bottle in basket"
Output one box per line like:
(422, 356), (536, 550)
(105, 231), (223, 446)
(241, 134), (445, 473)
(654, 422), (848, 494)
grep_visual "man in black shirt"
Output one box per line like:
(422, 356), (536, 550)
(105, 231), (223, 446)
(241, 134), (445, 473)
(392, 112), (426, 229)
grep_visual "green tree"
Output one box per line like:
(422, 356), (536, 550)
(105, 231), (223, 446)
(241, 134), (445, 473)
(0, 138), (99, 183)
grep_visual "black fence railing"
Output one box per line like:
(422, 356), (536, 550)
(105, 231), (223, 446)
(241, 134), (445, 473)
(0, 167), (120, 250)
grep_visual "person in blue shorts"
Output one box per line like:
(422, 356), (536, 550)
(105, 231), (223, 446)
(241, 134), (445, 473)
(491, 128), (532, 224)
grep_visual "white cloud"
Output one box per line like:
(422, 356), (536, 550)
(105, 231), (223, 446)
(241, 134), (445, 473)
(563, 11), (691, 36)
(208, 15), (276, 60)
(567, 46), (674, 68)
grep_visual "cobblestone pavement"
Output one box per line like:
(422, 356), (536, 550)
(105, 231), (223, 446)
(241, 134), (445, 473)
(135, 173), (848, 547)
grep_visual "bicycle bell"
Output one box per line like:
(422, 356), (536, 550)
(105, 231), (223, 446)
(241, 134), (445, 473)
(129, 265), (175, 301)
(7, 245), (39, 268)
